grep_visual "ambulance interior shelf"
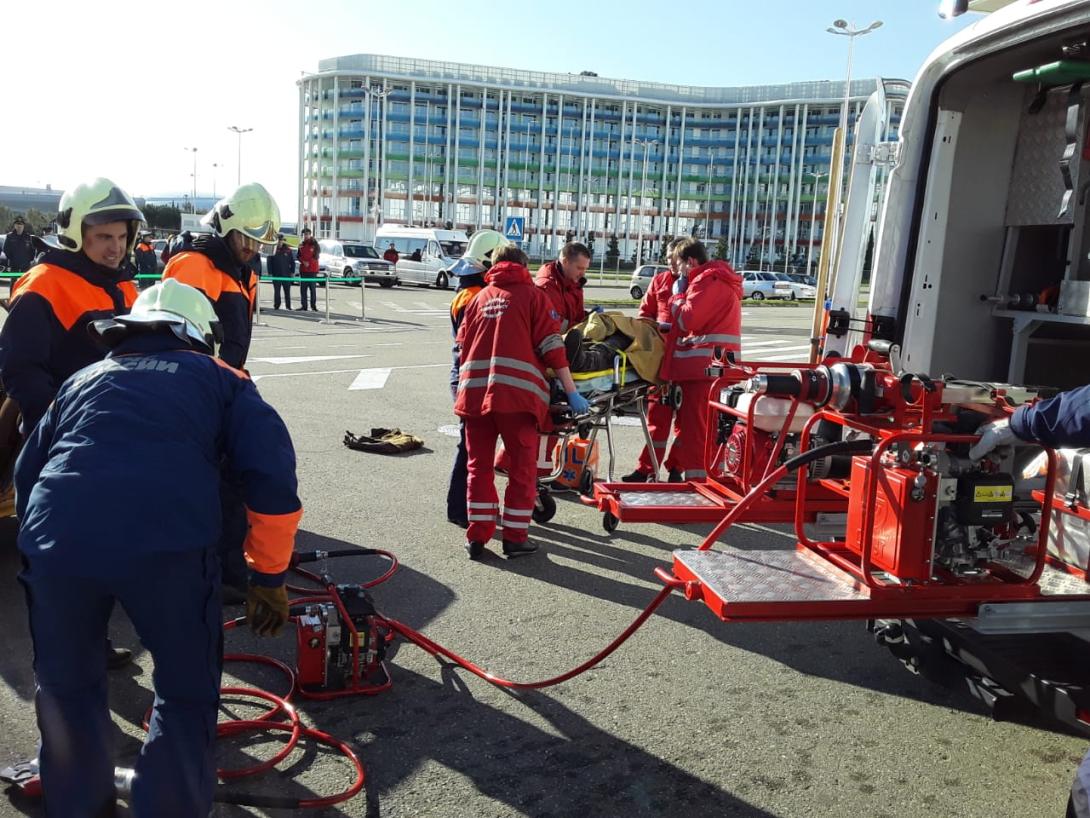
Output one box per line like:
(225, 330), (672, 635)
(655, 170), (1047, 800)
(903, 38), (1090, 392)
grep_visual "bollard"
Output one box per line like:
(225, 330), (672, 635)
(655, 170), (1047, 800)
(358, 276), (366, 322)
(254, 276), (268, 327)
(319, 274), (335, 325)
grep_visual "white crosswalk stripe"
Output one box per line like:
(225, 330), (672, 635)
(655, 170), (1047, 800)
(741, 339), (812, 362)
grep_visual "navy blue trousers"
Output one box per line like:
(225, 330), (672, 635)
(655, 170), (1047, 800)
(20, 549), (223, 818)
(446, 420), (469, 522)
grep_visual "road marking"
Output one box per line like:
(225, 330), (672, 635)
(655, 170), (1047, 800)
(250, 354), (372, 365)
(350, 368), (392, 390)
(349, 362), (451, 391)
(437, 424), (461, 438)
(742, 339), (799, 349)
(252, 367), (364, 383)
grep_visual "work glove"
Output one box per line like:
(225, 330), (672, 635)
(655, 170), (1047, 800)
(588, 304), (605, 314)
(672, 275), (688, 296)
(658, 322), (672, 333)
(567, 390), (591, 416)
(247, 584), (289, 637)
(968, 418), (1018, 461)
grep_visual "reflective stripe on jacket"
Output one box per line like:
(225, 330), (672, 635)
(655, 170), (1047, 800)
(535, 260), (585, 332)
(0, 252), (138, 432)
(163, 235), (256, 370)
(660, 259), (743, 382)
(14, 334), (301, 583)
(454, 261), (569, 425)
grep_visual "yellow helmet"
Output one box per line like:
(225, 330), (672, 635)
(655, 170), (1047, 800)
(201, 182), (280, 246)
(463, 229), (509, 266)
(115, 279), (222, 352)
(56, 178), (145, 255)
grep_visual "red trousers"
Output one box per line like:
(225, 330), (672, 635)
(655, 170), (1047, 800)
(464, 412), (538, 544)
(672, 381), (712, 479)
(636, 399), (675, 477)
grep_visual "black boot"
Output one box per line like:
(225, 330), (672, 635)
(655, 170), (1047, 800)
(502, 539), (538, 558)
(465, 541), (485, 560)
(621, 469), (649, 483)
(668, 469), (684, 483)
(107, 641), (133, 670)
(564, 328), (585, 371)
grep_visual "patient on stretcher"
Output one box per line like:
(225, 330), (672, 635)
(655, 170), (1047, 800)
(561, 312), (666, 392)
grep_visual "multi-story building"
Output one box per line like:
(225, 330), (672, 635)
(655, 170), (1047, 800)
(299, 54), (907, 267)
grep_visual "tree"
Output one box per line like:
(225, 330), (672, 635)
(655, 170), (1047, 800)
(714, 235), (729, 260)
(745, 243), (760, 267)
(564, 229), (575, 246)
(142, 203), (182, 231)
(605, 234), (620, 265)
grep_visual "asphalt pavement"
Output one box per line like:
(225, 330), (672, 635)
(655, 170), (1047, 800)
(0, 280), (1083, 817)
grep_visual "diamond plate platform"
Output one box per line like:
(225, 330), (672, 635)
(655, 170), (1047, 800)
(620, 490), (719, 508)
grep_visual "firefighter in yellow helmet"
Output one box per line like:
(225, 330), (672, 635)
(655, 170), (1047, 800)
(162, 182), (279, 370)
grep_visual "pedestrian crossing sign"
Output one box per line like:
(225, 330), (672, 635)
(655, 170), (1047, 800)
(503, 216), (525, 242)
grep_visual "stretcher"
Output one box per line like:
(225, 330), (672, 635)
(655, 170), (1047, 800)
(532, 355), (668, 523)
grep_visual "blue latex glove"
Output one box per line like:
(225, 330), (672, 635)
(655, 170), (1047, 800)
(567, 390), (591, 416)
(658, 322), (672, 333)
(672, 275), (688, 296)
(588, 304), (605, 314)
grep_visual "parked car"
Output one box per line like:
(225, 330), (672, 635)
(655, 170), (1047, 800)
(740, 270), (791, 300)
(318, 239), (397, 287)
(786, 273), (817, 288)
(772, 272), (817, 300)
(374, 227), (468, 289)
(629, 264), (667, 299)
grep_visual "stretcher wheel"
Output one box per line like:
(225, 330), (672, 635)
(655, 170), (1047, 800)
(669, 384), (684, 410)
(602, 511), (619, 534)
(532, 487), (557, 524)
(579, 469), (595, 497)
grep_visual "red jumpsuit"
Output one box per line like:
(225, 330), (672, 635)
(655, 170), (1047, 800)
(633, 268), (680, 477)
(658, 260), (743, 480)
(454, 261), (569, 544)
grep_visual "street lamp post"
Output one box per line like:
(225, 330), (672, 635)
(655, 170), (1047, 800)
(825, 19), (882, 267)
(227, 125), (253, 186)
(805, 171), (827, 276)
(634, 139), (652, 268)
(184, 147), (198, 211)
(361, 86), (389, 243)
(211, 163), (220, 199)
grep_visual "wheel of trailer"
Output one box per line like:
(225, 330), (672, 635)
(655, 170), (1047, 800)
(602, 511), (619, 534)
(532, 487), (557, 523)
(435, 271), (449, 290)
(579, 468), (595, 497)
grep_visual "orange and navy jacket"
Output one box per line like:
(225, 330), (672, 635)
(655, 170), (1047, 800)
(660, 259), (743, 382)
(535, 260), (586, 332)
(0, 249), (138, 433)
(454, 261), (569, 426)
(449, 277), (484, 398)
(15, 333), (301, 584)
(162, 234), (256, 369)
(638, 268), (679, 326)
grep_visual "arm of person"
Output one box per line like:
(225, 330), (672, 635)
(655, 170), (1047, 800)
(1010, 384), (1090, 448)
(0, 294), (58, 434)
(222, 377), (302, 587)
(671, 273), (721, 336)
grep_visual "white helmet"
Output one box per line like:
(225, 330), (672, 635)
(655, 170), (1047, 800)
(202, 182), (280, 246)
(56, 178), (145, 255)
(463, 229), (509, 266)
(113, 279), (221, 352)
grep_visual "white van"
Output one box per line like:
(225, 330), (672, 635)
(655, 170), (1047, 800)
(374, 227), (468, 290)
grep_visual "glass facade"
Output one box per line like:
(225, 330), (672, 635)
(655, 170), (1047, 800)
(299, 54), (907, 266)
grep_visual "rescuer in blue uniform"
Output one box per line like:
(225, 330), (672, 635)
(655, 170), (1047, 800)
(15, 280), (302, 818)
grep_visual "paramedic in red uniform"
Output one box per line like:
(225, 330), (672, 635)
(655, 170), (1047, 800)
(657, 238), (742, 481)
(455, 244), (589, 560)
(625, 238), (683, 482)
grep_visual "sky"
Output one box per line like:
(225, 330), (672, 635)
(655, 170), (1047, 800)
(2, 0), (980, 222)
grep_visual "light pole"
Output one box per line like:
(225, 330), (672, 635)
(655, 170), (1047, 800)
(805, 171), (827, 276)
(361, 86), (389, 242)
(825, 19), (882, 264)
(211, 163), (220, 199)
(227, 125), (253, 186)
(634, 139), (652, 268)
(184, 147), (198, 211)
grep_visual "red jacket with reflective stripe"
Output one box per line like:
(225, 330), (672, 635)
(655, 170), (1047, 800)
(454, 262), (569, 425)
(534, 260), (585, 332)
(660, 259), (743, 382)
(638, 268), (678, 325)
